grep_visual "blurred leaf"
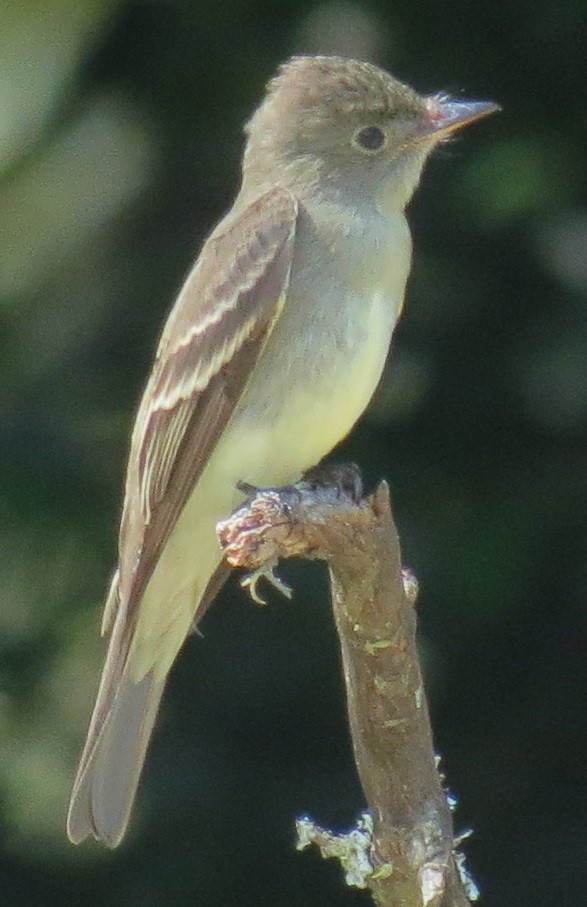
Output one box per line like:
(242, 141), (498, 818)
(0, 0), (122, 175)
(457, 137), (575, 224)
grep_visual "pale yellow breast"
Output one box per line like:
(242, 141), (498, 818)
(222, 285), (398, 486)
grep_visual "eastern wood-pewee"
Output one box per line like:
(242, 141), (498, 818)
(67, 55), (498, 846)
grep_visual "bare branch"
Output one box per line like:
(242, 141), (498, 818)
(217, 465), (475, 906)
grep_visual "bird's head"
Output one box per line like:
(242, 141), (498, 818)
(243, 55), (499, 210)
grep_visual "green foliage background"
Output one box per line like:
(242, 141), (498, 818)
(0, 1), (585, 904)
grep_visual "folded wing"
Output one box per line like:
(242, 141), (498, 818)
(67, 186), (298, 846)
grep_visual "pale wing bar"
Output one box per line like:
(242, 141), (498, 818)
(106, 187), (297, 633)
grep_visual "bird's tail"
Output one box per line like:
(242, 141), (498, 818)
(67, 537), (229, 847)
(67, 665), (164, 848)
(67, 605), (166, 849)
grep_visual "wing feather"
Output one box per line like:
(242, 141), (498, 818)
(102, 187), (297, 641)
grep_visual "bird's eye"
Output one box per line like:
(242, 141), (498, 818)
(354, 125), (387, 152)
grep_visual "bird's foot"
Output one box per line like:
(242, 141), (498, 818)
(241, 561), (293, 605)
(301, 462), (363, 502)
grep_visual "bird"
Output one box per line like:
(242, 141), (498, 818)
(67, 54), (499, 847)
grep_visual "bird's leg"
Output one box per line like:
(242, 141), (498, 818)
(240, 560), (293, 606)
(233, 467), (362, 605)
(235, 480), (294, 605)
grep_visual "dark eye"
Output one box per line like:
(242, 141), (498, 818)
(354, 125), (387, 152)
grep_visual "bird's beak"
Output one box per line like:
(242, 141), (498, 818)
(418, 95), (501, 140)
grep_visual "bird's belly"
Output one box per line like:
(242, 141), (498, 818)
(226, 286), (397, 485)
(251, 346), (384, 481)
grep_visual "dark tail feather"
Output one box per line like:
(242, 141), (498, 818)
(67, 666), (165, 848)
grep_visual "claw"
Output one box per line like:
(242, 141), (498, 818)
(241, 562), (293, 605)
